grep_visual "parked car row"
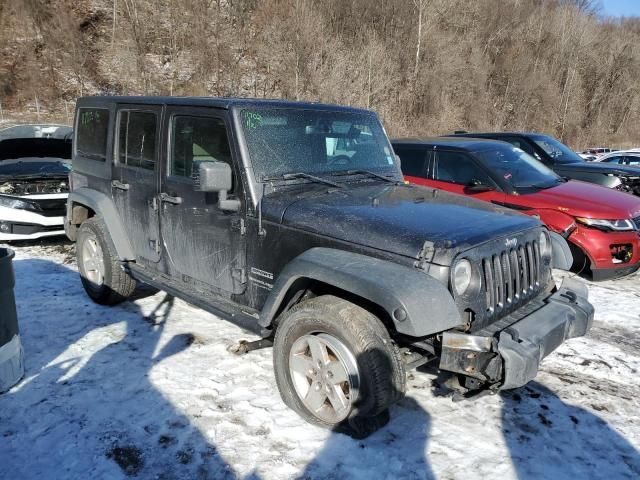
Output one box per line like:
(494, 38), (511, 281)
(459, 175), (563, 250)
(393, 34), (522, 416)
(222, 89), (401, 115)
(450, 132), (640, 196)
(393, 136), (640, 280)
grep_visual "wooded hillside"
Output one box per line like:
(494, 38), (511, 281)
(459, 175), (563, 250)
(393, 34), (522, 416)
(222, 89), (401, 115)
(1, 0), (638, 148)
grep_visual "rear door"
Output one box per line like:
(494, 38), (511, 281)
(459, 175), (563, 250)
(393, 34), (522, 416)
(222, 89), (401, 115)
(394, 144), (431, 186)
(158, 107), (247, 295)
(111, 105), (162, 264)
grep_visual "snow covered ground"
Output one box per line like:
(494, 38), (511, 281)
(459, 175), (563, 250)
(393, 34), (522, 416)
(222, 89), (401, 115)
(0, 240), (639, 479)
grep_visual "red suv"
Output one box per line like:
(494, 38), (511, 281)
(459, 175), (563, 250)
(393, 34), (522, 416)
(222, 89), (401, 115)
(393, 138), (640, 280)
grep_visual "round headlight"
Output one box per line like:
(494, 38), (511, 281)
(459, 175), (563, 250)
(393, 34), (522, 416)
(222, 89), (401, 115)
(539, 230), (551, 258)
(453, 259), (472, 295)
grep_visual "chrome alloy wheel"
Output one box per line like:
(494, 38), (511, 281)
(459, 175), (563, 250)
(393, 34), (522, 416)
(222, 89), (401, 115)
(289, 333), (360, 423)
(81, 233), (105, 287)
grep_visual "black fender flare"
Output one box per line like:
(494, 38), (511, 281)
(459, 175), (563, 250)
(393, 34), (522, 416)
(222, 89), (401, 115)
(549, 231), (573, 271)
(259, 247), (463, 337)
(67, 188), (135, 261)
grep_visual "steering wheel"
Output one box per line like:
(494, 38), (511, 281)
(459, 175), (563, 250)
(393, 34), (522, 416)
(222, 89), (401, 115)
(327, 155), (351, 167)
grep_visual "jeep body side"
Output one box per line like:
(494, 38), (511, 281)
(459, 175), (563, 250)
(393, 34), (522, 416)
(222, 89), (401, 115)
(66, 96), (593, 436)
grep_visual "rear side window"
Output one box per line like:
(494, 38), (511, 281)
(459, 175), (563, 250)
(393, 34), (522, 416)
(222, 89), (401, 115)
(394, 146), (428, 177)
(75, 108), (109, 161)
(170, 116), (232, 178)
(435, 151), (491, 185)
(118, 111), (157, 170)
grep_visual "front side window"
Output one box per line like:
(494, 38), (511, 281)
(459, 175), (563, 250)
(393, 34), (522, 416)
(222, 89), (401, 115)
(239, 108), (397, 179)
(529, 134), (583, 165)
(475, 144), (561, 193)
(171, 116), (232, 178)
(434, 151), (492, 186)
(624, 156), (640, 166)
(76, 108), (109, 161)
(118, 111), (157, 170)
(602, 156), (624, 164)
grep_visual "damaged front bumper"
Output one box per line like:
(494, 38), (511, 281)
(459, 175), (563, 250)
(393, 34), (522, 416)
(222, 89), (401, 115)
(440, 277), (594, 391)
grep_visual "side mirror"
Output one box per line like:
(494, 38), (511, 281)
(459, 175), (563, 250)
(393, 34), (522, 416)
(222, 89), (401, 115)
(193, 161), (240, 212)
(464, 179), (494, 193)
(394, 154), (402, 169)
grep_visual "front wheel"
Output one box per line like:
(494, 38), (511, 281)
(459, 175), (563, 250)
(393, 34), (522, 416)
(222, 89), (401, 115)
(273, 295), (405, 438)
(76, 217), (136, 305)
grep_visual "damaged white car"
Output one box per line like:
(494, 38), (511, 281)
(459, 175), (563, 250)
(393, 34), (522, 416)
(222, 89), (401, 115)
(0, 124), (72, 241)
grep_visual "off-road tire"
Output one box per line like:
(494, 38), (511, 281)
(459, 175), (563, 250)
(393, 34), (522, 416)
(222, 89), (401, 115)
(76, 217), (136, 305)
(273, 295), (406, 438)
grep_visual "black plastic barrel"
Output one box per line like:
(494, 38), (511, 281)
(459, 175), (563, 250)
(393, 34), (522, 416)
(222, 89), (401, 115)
(0, 247), (23, 393)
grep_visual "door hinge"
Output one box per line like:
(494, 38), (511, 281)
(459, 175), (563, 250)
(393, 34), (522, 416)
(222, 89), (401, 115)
(232, 267), (247, 284)
(149, 239), (161, 254)
(231, 218), (246, 235)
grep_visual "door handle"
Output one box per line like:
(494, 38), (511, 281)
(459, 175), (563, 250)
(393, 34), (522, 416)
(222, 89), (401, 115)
(159, 192), (183, 205)
(111, 180), (130, 191)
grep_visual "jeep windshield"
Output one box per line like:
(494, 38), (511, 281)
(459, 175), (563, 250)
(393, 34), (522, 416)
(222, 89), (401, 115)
(475, 144), (563, 193)
(239, 108), (399, 181)
(529, 134), (584, 165)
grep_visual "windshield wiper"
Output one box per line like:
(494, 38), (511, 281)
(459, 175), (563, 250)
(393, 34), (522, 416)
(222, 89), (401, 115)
(332, 169), (398, 184)
(262, 172), (344, 189)
(513, 182), (556, 190)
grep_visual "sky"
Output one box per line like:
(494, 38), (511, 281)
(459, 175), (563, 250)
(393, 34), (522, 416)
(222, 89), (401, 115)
(600, 0), (640, 17)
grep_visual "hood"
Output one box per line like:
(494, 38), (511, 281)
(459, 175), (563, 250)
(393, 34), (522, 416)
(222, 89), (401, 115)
(0, 138), (72, 161)
(558, 160), (640, 177)
(522, 180), (640, 219)
(263, 183), (541, 264)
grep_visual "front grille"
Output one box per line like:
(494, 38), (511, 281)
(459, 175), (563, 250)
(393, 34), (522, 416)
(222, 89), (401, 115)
(481, 240), (542, 319)
(11, 223), (63, 235)
(28, 197), (66, 217)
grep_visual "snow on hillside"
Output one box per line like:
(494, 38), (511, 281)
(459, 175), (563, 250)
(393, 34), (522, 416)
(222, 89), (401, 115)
(0, 241), (639, 479)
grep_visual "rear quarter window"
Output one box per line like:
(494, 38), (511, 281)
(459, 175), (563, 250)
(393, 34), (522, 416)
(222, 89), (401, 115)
(75, 108), (109, 162)
(394, 146), (428, 177)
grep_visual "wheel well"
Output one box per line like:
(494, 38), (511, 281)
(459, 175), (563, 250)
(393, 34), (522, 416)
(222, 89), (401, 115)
(568, 241), (592, 276)
(65, 203), (96, 241)
(272, 278), (397, 336)
(70, 203), (95, 225)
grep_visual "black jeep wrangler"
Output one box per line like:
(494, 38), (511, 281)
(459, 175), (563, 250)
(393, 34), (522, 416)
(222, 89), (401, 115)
(65, 96), (593, 436)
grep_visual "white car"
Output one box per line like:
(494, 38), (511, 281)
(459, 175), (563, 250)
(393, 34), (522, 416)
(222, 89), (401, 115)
(582, 147), (619, 158)
(596, 150), (640, 167)
(0, 125), (72, 241)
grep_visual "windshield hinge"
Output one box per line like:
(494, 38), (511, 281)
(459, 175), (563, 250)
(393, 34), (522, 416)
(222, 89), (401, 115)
(415, 240), (436, 269)
(232, 267), (247, 284)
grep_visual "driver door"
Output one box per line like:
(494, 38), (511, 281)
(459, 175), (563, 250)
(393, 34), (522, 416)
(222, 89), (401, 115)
(158, 107), (246, 295)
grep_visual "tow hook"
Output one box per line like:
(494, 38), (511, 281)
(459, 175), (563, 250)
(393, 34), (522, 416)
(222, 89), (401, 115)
(228, 338), (274, 355)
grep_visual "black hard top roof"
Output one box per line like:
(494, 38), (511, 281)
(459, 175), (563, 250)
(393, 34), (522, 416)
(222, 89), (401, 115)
(392, 136), (513, 152)
(76, 96), (374, 114)
(450, 131), (548, 139)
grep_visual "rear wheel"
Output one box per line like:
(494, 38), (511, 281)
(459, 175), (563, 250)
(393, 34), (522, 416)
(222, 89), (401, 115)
(273, 295), (405, 438)
(76, 217), (136, 305)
